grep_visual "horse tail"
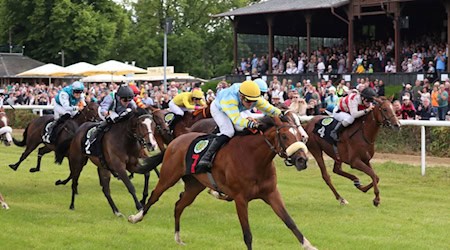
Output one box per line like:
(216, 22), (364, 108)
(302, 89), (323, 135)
(135, 150), (165, 174)
(12, 124), (29, 147)
(54, 138), (72, 165)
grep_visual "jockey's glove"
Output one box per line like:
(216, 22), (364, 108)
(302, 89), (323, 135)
(72, 106), (79, 111)
(248, 120), (259, 129)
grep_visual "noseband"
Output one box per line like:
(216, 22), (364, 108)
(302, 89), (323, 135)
(132, 114), (154, 151)
(262, 123), (306, 167)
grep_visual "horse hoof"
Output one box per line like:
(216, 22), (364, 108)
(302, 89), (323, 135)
(339, 198), (349, 205)
(29, 168), (39, 173)
(69, 205), (75, 210)
(128, 210), (144, 224)
(373, 200), (380, 207)
(115, 212), (124, 217)
(55, 180), (62, 185)
(175, 232), (186, 245)
(8, 164), (17, 171)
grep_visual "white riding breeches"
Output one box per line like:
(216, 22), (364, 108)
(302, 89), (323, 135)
(332, 106), (353, 127)
(97, 107), (119, 122)
(168, 100), (188, 116)
(0, 126), (12, 142)
(54, 104), (77, 120)
(210, 100), (235, 138)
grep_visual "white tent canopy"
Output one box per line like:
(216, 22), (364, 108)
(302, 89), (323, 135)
(16, 63), (70, 77)
(64, 62), (96, 76)
(80, 60), (147, 76)
(80, 74), (129, 82)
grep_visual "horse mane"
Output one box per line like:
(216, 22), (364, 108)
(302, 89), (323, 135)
(257, 116), (277, 132)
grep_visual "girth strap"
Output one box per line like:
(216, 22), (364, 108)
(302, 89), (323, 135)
(207, 172), (226, 196)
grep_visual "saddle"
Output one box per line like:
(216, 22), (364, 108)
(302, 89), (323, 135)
(83, 123), (111, 157)
(185, 134), (218, 175)
(42, 120), (57, 144)
(313, 117), (340, 145)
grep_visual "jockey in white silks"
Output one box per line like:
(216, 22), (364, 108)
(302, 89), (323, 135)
(330, 87), (377, 141)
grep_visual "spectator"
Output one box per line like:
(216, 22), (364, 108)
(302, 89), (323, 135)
(416, 98), (434, 120)
(288, 96), (307, 116)
(270, 94), (287, 109)
(392, 100), (402, 119)
(141, 91), (154, 107)
(437, 84), (448, 120)
(401, 96), (416, 120)
(435, 50), (446, 73)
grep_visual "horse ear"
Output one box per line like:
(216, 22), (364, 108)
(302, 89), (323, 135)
(388, 95), (394, 102)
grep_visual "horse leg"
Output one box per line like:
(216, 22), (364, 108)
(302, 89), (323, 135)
(55, 156), (87, 187)
(309, 148), (348, 205)
(263, 189), (317, 250)
(332, 161), (362, 189)
(97, 167), (122, 216)
(234, 196), (253, 250)
(350, 159), (380, 206)
(128, 159), (184, 224)
(174, 176), (206, 245)
(30, 146), (51, 172)
(115, 167), (143, 212)
(140, 171), (150, 205)
(69, 156), (85, 210)
(9, 142), (40, 171)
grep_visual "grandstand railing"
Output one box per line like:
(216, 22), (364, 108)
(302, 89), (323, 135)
(226, 72), (443, 86)
(2, 105), (53, 116)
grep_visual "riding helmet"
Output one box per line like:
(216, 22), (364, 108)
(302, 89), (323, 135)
(360, 87), (377, 101)
(191, 89), (204, 99)
(239, 80), (260, 101)
(72, 81), (85, 93)
(253, 78), (268, 93)
(117, 85), (134, 99)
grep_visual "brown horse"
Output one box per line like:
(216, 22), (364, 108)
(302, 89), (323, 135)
(0, 108), (12, 146)
(305, 96), (400, 206)
(128, 116), (316, 250)
(57, 109), (156, 216)
(9, 101), (99, 172)
(146, 105), (173, 151)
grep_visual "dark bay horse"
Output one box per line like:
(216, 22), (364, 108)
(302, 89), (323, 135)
(9, 101), (99, 172)
(305, 96), (400, 206)
(128, 116), (316, 250)
(0, 107), (12, 146)
(56, 109), (157, 216)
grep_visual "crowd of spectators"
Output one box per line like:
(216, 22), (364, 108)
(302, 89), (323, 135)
(1, 73), (449, 121)
(236, 35), (447, 76)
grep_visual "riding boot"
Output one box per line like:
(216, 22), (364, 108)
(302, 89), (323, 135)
(49, 113), (71, 143)
(197, 135), (230, 168)
(330, 122), (345, 142)
(90, 120), (109, 143)
(168, 114), (183, 132)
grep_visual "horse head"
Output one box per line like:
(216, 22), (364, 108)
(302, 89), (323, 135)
(373, 97), (401, 130)
(260, 115), (308, 171)
(80, 101), (100, 122)
(148, 106), (173, 144)
(131, 108), (158, 152)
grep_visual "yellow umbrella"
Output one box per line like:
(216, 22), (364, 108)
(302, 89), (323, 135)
(64, 62), (96, 76)
(80, 60), (147, 76)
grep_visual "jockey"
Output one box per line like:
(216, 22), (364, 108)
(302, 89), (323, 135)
(168, 88), (206, 130)
(129, 84), (147, 109)
(197, 80), (281, 168)
(240, 78), (268, 119)
(330, 87), (377, 141)
(88, 85), (136, 147)
(47, 81), (85, 142)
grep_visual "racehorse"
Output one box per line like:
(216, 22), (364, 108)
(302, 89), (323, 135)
(128, 116), (316, 250)
(304, 96), (400, 206)
(170, 104), (212, 137)
(0, 107), (12, 146)
(55, 109), (157, 216)
(146, 105), (173, 152)
(9, 101), (99, 172)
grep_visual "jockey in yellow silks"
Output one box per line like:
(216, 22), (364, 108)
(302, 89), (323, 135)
(197, 80), (281, 168)
(168, 88), (206, 116)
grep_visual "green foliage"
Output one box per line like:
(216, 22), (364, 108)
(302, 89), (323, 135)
(376, 126), (450, 157)
(201, 80), (220, 93)
(4, 110), (38, 129)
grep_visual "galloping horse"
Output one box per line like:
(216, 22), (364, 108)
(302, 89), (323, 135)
(128, 116), (316, 250)
(55, 109), (157, 216)
(305, 96), (400, 206)
(9, 101), (99, 172)
(0, 107), (12, 146)
(146, 105), (173, 151)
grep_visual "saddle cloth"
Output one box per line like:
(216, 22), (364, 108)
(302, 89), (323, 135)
(42, 120), (56, 144)
(185, 134), (218, 175)
(313, 117), (340, 145)
(83, 123), (104, 156)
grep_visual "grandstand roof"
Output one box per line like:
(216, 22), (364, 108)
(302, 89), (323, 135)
(0, 53), (45, 77)
(214, 0), (350, 17)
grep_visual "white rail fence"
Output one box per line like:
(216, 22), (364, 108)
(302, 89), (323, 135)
(1, 106), (449, 175)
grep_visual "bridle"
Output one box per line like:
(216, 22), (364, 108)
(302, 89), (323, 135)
(261, 121), (306, 167)
(130, 114), (154, 151)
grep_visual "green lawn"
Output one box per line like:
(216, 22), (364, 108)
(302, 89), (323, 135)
(0, 143), (449, 250)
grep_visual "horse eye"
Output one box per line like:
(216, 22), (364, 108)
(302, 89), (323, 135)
(281, 134), (287, 140)
(383, 108), (387, 112)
